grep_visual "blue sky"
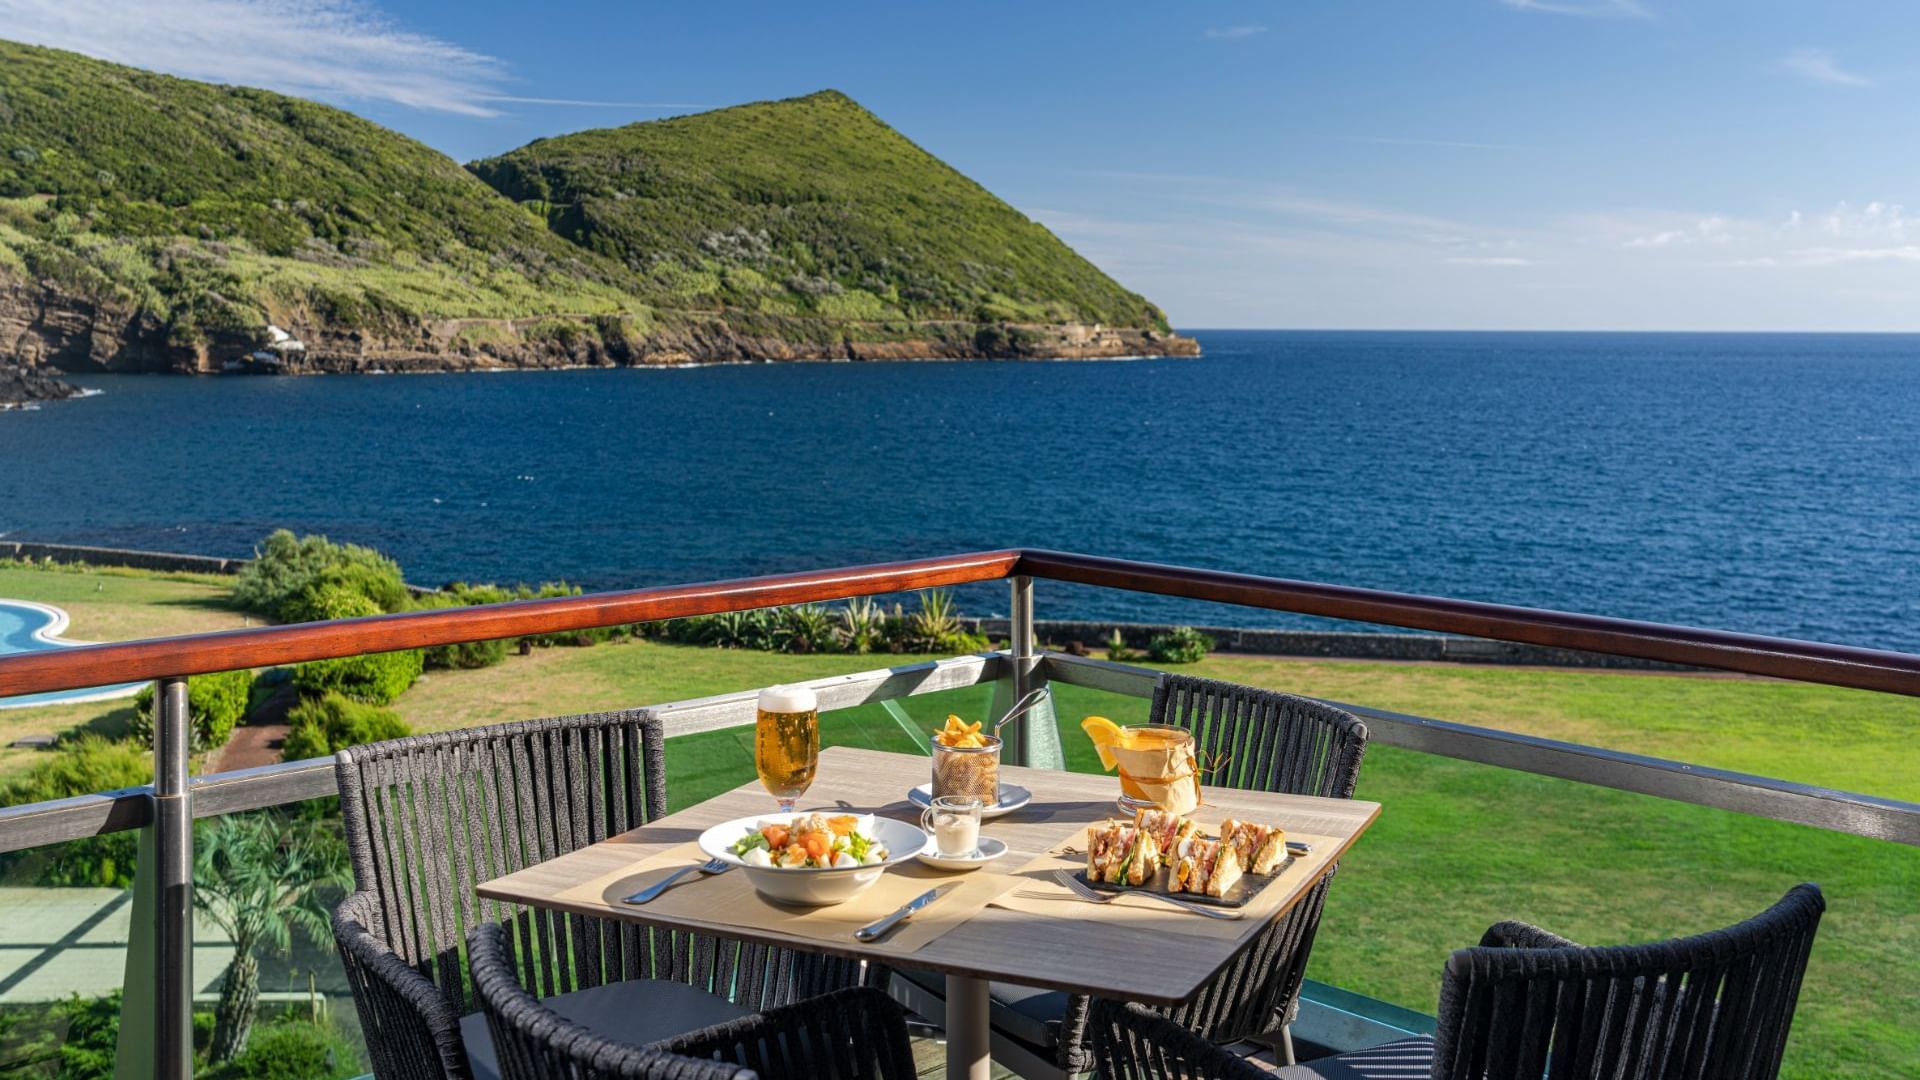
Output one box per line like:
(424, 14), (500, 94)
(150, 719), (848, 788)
(5, 0), (1917, 330)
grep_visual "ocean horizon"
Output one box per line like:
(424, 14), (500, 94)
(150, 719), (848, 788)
(3, 329), (1916, 651)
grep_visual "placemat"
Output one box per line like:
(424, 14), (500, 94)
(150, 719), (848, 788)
(552, 842), (1017, 956)
(988, 827), (1345, 943)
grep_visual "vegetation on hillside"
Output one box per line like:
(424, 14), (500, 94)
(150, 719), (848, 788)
(470, 90), (1171, 330)
(0, 40), (643, 348)
(0, 42), (1177, 366)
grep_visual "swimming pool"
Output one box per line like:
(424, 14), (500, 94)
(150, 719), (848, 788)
(0, 600), (144, 709)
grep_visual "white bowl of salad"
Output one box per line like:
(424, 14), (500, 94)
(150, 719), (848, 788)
(696, 811), (927, 906)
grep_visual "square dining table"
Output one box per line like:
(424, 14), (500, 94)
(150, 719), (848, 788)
(477, 745), (1381, 1080)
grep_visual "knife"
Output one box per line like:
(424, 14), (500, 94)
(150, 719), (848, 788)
(854, 884), (955, 943)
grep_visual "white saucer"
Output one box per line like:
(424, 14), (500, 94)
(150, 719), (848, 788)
(908, 783), (1032, 819)
(916, 836), (1009, 872)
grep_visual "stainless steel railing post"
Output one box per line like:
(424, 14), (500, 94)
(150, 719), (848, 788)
(1009, 576), (1038, 766)
(154, 676), (194, 1079)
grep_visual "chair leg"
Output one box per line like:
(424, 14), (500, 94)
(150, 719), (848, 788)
(1278, 1025), (1297, 1066)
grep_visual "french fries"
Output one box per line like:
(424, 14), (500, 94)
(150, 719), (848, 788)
(933, 714), (990, 748)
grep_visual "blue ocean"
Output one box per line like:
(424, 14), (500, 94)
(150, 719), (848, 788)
(3, 331), (1916, 651)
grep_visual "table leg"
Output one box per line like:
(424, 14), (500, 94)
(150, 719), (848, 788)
(945, 974), (991, 1080)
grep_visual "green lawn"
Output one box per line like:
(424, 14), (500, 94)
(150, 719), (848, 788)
(0, 564), (249, 779)
(1, 565), (1914, 1076)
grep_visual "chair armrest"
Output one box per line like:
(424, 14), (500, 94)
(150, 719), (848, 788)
(1478, 919), (1581, 950)
(659, 986), (916, 1080)
(334, 891), (470, 1079)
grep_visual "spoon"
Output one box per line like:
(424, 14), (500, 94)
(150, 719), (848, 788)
(994, 686), (1052, 737)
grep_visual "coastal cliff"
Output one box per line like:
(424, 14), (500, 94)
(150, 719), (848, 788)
(0, 42), (1197, 377)
(0, 279), (1195, 375)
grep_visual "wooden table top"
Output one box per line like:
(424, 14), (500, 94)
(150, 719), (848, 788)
(477, 746), (1380, 1005)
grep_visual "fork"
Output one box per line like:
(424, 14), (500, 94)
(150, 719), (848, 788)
(1051, 869), (1242, 920)
(624, 857), (730, 904)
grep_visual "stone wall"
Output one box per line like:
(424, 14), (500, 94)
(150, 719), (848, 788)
(1, 541), (247, 574)
(963, 618), (1699, 672)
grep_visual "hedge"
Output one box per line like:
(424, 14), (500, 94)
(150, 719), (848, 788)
(0, 736), (150, 885)
(130, 668), (253, 751)
(232, 530), (409, 621)
(281, 692), (411, 762)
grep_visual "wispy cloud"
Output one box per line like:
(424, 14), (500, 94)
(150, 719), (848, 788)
(1036, 171), (1920, 329)
(1779, 48), (1871, 87)
(480, 95), (704, 110)
(1339, 136), (1514, 151)
(1203, 25), (1268, 40)
(1597, 201), (1917, 269)
(1623, 216), (1731, 248)
(0, 0), (683, 116)
(1499, 0), (1653, 19)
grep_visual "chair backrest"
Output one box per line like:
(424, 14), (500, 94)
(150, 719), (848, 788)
(1149, 674), (1369, 798)
(1433, 883), (1827, 1080)
(471, 921), (917, 1080)
(1143, 675), (1371, 1044)
(1088, 998), (1271, 1080)
(468, 921), (752, 1080)
(335, 710), (668, 1013)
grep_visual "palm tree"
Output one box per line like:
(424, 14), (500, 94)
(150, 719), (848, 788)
(194, 813), (350, 1062)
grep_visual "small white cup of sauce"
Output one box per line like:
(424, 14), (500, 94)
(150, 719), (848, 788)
(921, 795), (984, 858)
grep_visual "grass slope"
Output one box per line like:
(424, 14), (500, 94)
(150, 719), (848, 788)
(470, 91), (1171, 332)
(0, 564), (248, 777)
(0, 41), (644, 346)
(0, 43), (1176, 359)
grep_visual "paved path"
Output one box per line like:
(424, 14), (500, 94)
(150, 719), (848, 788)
(0, 887), (344, 1004)
(212, 681), (300, 772)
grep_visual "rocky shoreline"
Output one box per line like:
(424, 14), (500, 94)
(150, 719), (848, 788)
(0, 359), (82, 408)
(0, 280), (1199, 378)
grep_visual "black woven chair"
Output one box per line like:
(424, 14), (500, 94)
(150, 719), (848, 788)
(469, 921), (918, 1080)
(892, 673), (1370, 1077)
(332, 710), (871, 1080)
(1086, 883), (1827, 1080)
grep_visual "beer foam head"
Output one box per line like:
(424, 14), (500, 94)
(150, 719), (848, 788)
(758, 685), (817, 713)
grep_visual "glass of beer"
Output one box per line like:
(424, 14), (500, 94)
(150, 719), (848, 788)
(755, 685), (819, 812)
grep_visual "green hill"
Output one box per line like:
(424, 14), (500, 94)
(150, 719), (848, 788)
(0, 40), (1193, 374)
(470, 90), (1171, 332)
(0, 39), (643, 365)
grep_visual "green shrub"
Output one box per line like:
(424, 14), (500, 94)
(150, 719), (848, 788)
(657, 598), (982, 655)
(130, 669), (253, 751)
(277, 577), (394, 624)
(836, 597), (885, 654)
(281, 692), (410, 762)
(286, 588), (422, 703)
(56, 990), (122, 1077)
(1148, 626), (1215, 664)
(511, 581), (625, 646)
(0, 737), (150, 886)
(883, 591), (987, 654)
(232, 530), (409, 620)
(772, 604), (836, 654)
(1106, 628), (1143, 662)
(291, 648), (421, 706)
(409, 589), (511, 670)
(201, 1019), (363, 1080)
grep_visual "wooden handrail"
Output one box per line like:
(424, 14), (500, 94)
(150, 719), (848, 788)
(0, 550), (1021, 696)
(1012, 550), (1920, 697)
(1, 547), (1916, 699)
